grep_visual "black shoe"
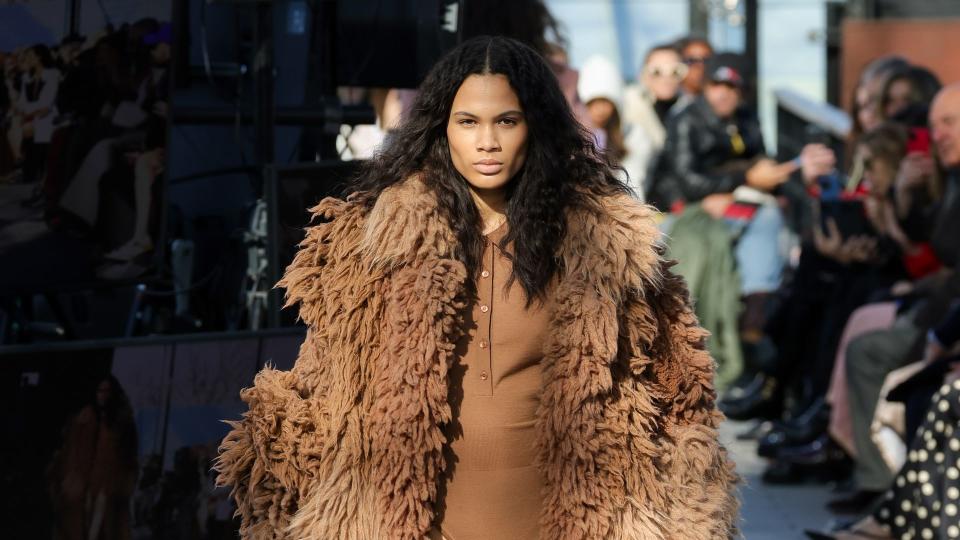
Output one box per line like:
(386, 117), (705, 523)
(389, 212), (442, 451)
(778, 434), (849, 466)
(756, 398), (829, 458)
(718, 374), (781, 421)
(761, 458), (851, 486)
(723, 371), (766, 401)
(757, 426), (791, 458)
(761, 460), (806, 484)
(780, 397), (830, 440)
(825, 490), (883, 514)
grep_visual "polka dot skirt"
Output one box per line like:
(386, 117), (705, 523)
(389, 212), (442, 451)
(875, 378), (960, 539)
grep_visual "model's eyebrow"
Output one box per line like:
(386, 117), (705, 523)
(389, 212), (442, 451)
(452, 110), (525, 118)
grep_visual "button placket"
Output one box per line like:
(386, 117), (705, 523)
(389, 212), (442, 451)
(478, 238), (494, 394)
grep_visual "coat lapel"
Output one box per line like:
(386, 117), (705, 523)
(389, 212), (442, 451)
(536, 194), (667, 538)
(358, 179), (469, 538)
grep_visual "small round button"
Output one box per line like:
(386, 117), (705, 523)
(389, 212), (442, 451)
(481, 270), (490, 278)
(480, 305), (489, 313)
(480, 371), (488, 380)
(479, 340), (488, 349)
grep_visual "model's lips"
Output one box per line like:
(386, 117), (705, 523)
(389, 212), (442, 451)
(473, 159), (504, 175)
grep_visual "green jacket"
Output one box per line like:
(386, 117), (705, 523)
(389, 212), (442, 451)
(666, 205), (743, 388)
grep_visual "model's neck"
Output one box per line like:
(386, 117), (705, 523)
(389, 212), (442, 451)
(470, 187), (508, 233)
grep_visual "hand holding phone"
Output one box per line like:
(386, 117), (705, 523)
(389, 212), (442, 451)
(896, 152), (935, 191)
(906, 127), (931, 156)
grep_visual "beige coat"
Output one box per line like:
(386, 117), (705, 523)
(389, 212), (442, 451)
(216, 177), (740, 539)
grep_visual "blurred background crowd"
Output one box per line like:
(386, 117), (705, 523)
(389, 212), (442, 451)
(4, 0), (960, 539)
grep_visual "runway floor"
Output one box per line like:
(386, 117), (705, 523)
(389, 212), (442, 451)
(723, 419), (852, 539)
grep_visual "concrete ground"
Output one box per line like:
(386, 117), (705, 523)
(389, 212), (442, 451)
(722, 419), (854, 539)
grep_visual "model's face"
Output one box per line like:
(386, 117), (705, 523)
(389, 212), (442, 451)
(447, 74), (529, 195)
(884, 78), (913, 119)
(643, 49), (685, 102)
(586, 97), (615, 129)
(704, 82), (740, 119)
(681, 42), (712, 95)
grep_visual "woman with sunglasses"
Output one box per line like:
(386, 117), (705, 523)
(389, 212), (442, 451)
(622, 43), (688, 197)
(677, 36), (714, 99)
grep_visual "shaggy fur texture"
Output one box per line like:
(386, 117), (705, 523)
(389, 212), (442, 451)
(216, 177), (740, 539)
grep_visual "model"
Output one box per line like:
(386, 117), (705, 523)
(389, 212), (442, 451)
(217, 36), (739, 540)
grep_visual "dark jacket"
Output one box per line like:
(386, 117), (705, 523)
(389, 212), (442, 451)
(913, 173), (960, 330)
(648, 96), (766, 210)
(932, 304), (960, 349)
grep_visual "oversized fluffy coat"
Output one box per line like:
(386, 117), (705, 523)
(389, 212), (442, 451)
(216, 177), (740, 539)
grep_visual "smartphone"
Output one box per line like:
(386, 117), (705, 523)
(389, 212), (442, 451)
(907, 127), (931, 156)
(819, 199), (874, 239)
(817, 172), (844, 202)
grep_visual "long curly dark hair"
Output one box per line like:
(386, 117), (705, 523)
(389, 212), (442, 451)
(353, 36), (630, 304)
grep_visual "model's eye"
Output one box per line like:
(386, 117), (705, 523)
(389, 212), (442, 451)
(498, 117), (518, 126)
(457, 119), (477, 126)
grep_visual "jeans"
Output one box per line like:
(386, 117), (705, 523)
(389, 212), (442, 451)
(727, 202), (785, 295)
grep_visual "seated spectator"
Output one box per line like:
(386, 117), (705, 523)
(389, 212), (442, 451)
(101, 23), (171, 263)
(853, 56), (910, 141)
(10, 45), (60, 185)
(650, 52), (833, 386)
(675, 36), (714, 107)
(724, 59), (940, 431)
(57, 24), (169, 263)
(755, 123), (931, 483)
(810, 374), (960, 540)
(880, 65), (942, 123)
(827, 82), (960, 515)
(621, 42), (685, 198)
(577, 54), (626, 166)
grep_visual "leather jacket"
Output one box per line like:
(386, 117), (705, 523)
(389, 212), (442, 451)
(647, 96), (766, 210)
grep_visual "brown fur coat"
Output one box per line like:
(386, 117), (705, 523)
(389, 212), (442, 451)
(216, 177), (740, 539)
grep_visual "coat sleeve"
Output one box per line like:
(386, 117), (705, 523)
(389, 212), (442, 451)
(215, 362), (326, 539)
(647, 259), (741, 539)
(215, 197), (365, 538)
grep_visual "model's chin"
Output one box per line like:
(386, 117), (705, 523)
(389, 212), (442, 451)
(464, 172), (514, 192)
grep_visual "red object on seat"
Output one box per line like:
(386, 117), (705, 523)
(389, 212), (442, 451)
(903, 242), (942, 279)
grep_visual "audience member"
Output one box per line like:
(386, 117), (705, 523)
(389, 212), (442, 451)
(880, 65), (943, 122)
(676, 36), (713, 101)
(621, 42), (685, 197)
(577, 54), (626, 164)
(826, 83), (960, 514)
(652, 51), (834, 386)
